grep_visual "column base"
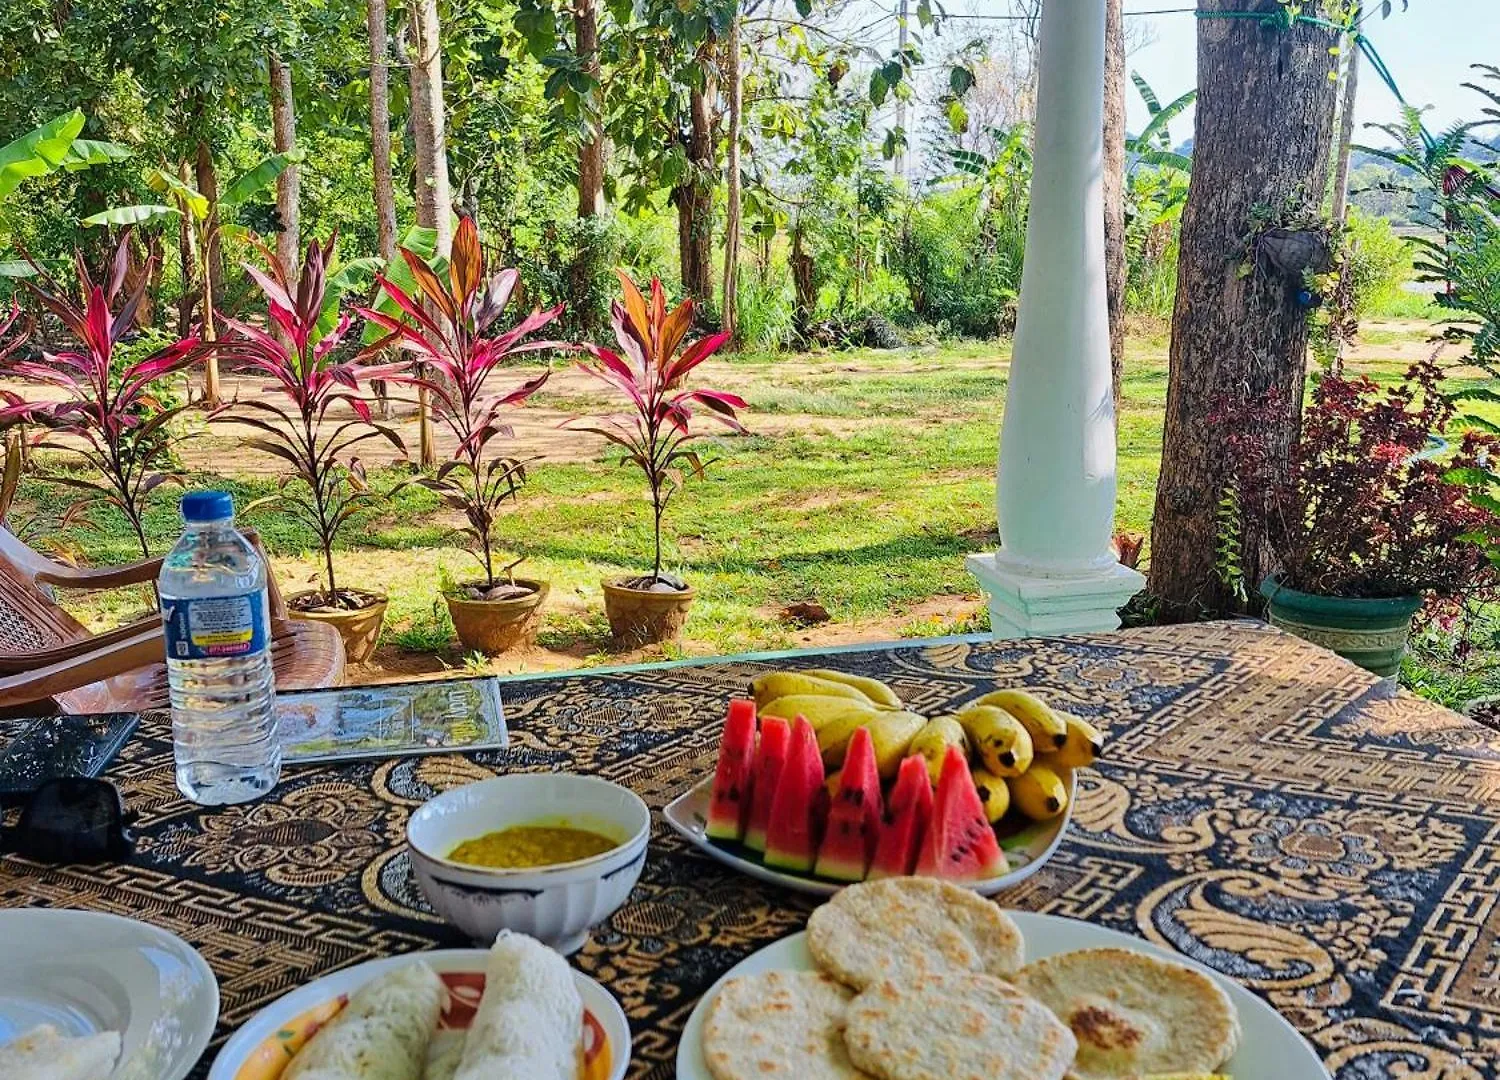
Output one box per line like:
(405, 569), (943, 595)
(965, 552), (1145, 639)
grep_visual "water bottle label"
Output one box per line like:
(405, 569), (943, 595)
(163, 591), (269, 659)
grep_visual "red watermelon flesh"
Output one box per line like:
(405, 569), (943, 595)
(706, 699), (758, 842)
(869, 754), (934, 879)
(814, 726), (884, 881)
(743, 716), (791, 852)
(914, 745), (1008, 882)
(764, 716), (826, 873)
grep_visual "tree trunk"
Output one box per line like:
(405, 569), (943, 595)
(1102, 0), (1126, 416)
(575, 0), (604, 219)
(1147, 1), (1342, 617)
(677, 43), (716, 308)
(1330, 41), (1360, 227)
(175, 176), (197, 338)
(269, 51), (300, 283)
(790, 223), (815, 336)
(407, 0), (452, 260)
(720, 13), (743, 341)
(367, 0), (397, 262)
(193, 147), (222, 404)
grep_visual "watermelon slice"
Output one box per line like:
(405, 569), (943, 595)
(869, 754), (933, 879)
(814, 727), (883, 881)
(706, 699), (758, 842)
(914, 745), (1008, 882)
(764, 716), (826, 873)
(743, 715), (791, 852)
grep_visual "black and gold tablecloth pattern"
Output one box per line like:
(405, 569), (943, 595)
(3, 621), (1499, 1078)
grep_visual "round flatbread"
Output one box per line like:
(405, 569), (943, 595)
(1012, 947), (1241, 1080)
(844, 972), (1077, 1080)
(702, 970), (869, 1080)
(806, 877), (1023, 990)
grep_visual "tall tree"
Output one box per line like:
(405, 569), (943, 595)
(575, 0), (605, 218)
(1329, 39), (1360, 226)
(721, 10), (743, 339)
(407, 0), (453, 259)
(269, 51), (300, 281)
(368, 0), (398, 262)
(1103, 0), (1126, 413)
(1147, 1), (1342, 615)
(677, 39), (717, 306)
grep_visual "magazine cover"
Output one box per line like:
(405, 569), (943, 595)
(276, 676), (508, 764)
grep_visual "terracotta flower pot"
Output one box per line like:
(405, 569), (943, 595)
(602, 577), (695, 647)
(288, 590), (388, 665)
(446, 579), (550, 656)
(1260, 575), (1421, 679)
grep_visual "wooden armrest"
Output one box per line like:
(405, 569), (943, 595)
(0, 627), (165, 710)
(35, 555), (166, 591)
(0, 618), (162, 674)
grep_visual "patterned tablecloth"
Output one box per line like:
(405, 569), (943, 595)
(3, 621), (1499, 1079)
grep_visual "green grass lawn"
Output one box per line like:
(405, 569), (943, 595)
(17, 318), (1494, 696)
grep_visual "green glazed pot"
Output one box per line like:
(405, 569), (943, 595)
(1260, 575), (1421, 678)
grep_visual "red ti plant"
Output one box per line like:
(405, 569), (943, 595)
(213, 235), (406, 609)
(358, 217), (562, 594)
(572, 272), (746, 587)
(0, 237), (203, 558)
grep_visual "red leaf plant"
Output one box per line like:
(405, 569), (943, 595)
(358, 216), (562, 593)
(570, 271), (746, 587)
(0, 236), (203, 558)
(211, 234), (407, 609)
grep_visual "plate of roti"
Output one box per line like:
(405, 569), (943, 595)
(0, 908), (219, 1080)
(210, 931), (629, 1080)
(676, 877), (1328, 1080)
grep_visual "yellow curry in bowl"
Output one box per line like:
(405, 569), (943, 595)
(448, 822), (622, 869)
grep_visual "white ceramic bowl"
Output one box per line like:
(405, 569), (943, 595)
(407, 773), (650, 954)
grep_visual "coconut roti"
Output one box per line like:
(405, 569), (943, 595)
(702, 970), (870, 1080)
(1012, 947), (1241, 1080)
(807, 877), (1023, 990)
(844, 972), (1076, 1080)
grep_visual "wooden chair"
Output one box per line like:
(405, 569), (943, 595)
(0, 526), (345, 714)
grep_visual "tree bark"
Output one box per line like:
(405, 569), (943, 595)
(1330, 41), (1360, 227)
(720, 14), (743, 341)
(367, 0), (397, 261)
(407, 0), (452, 260)
(1147, 1), (1342, 617)
(269, 51), (300, 283)
(1102, 0), (1126, 416)
(193, 146), (222, 403)
(575, 0), (604, 219)
(677, 43), (716, 308)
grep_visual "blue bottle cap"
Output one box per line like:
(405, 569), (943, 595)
(181, 490), (234, 522)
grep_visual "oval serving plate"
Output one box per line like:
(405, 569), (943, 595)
(662, 770), (1074, 897)
(208, 950), (629, 1080)
(675, 915), (1329, 1080)
(0, 908), (219, 1080)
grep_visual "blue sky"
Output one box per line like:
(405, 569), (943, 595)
(1123, 0), (1500, 140)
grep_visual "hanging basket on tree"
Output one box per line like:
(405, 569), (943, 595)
(1255, 227), (1332, 280)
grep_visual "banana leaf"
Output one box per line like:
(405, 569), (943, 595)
(82, 204), (179, 228)
(0, 110), (85, 199)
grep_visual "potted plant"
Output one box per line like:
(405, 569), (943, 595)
(1240, 357), (1499, 677)
(358, 217), (562, 655)
(573, 272), (746, 646)
(212, 235), (407, 663)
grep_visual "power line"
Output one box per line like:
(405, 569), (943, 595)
(936, 7), (1195, 20)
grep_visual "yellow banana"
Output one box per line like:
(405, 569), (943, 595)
(971, 767), (1012, 823)
(1006, 763), (1070, 821)
(1044, 713), (1104, 769)
(974, 689), (1068, 751)
(760, 695), (879, 733)
(800, 669), (903, 710)
(908, 715), (969, 786)
(866, 711), (927, 778)
(752, 672), (871, 709)
(957, 705), (1034, 778)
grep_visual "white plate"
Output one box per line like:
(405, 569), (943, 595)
(663, 772), (1074, 897)
(0, 908), (219, 1080)
(209, 949), (630, 1080)
(675, 915), (1329, 1080)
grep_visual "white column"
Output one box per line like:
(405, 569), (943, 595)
(966, 0), (1144, 638)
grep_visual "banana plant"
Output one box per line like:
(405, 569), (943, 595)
(1126, 73), (1195, 175)
(82, 150), (302, 401)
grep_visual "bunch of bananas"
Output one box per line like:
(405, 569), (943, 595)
(749, 671), (1106, 826)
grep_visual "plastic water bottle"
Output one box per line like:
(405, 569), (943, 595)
(160, 491), (280, 804)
